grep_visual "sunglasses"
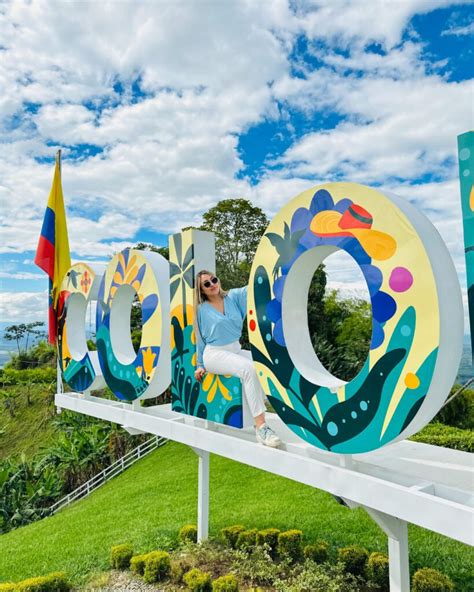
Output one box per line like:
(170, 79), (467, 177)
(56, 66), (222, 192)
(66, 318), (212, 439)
(202, 276), (219, 289)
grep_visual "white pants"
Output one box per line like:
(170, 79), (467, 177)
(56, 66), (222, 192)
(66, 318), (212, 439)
(203, 341), (267, 419)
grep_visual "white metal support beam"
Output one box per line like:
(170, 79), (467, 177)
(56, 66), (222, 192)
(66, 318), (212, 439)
(191, 447), (210, 542)
(366, 509), (410, 592)
(341, 498), (410, 592)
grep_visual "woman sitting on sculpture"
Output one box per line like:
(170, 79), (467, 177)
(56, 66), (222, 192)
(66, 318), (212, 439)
(193, 270), (281, 447)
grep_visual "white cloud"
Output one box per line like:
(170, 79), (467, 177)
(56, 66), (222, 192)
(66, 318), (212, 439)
(0, 291), (47, 323)
(442, 22), (474, 36)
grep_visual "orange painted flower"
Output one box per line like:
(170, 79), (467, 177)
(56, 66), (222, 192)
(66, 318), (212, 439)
(142, 347), (156, 379)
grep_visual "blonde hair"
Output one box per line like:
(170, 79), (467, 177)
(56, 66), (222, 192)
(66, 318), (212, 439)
(193, 270), (228, 346)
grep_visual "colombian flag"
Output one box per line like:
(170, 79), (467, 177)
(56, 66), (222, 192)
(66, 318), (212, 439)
(34, 155), (71, 344)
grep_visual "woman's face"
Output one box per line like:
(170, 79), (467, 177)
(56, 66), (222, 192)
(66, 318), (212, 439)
(200, 273), (220, 298)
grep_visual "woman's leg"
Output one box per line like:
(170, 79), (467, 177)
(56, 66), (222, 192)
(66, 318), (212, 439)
(203, 346), (266, 422)
(235, 348), (267, 427)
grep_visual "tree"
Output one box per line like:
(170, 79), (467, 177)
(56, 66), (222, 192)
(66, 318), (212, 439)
(3, 322), (45, 355)
(198, 198), (269, 289)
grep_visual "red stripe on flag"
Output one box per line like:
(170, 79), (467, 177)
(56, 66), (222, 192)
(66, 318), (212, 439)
(35, 235), (55, 278)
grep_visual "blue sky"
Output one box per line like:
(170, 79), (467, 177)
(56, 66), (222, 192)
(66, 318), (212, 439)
(0, 0), (472, 328)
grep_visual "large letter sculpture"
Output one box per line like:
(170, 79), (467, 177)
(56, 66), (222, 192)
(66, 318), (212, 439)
(58, 262), (105, 392)
(248, 183), (463, 453)
(57, 183), (464, 454)
(95, 248), (170, 401)
(169, 229), (250, 427)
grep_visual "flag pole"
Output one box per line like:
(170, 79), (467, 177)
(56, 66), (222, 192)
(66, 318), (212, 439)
(56, 148), (64, 398)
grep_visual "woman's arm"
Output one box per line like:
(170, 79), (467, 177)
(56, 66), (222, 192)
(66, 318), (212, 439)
(232, 285), (248, 318)
(195, 308), (206, 368)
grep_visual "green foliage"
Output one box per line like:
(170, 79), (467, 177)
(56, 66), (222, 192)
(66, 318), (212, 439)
(313, 291), (371, 382)
(410, 422), (474, 452)
(110, 544), (133, 570)
(435, 386), (474, 429)
(236, 528), (257, 551)
(0, 584), (16, 591)
(221, 525), (246, 549)
(212, 574), (239, 592)
(256, 528), (280, 558)
(367, 552), (389, 590)
(15, 572), (70, 591)
(143, 550), (171, 583)
(337, 545), (369, 577)
(3, 323), (45, 356)
(179, 524), (198, 544)
(278, 530), (303, 562)
(303, 541), (329, 564)
(183, 568), (212, 591)
(412, 568), (455, 592)
(198, 198), (269, 290)
(130, 553), (148, 575)
(232, 545), (284, 587)
(0, 368), (56, 385)
(275, 560), (360, 592)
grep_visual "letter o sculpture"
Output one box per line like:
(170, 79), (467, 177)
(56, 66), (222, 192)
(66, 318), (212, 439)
(248, 183), (463, 453)
(58, 262), (104, 392)
(96, 248), (170, 401)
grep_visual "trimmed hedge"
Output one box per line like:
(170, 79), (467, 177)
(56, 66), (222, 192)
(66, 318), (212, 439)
(143, 551), (171, 583)
(256, 528), (280, 557)
(236, 528), (257, 551)
(179, 524), (198, 544)
(221, 525), (246, 549)
(130, 553), (148, 576)
(304, 541), (329, 564)
(212, 574), (239, 591)
(337, 545), (369, 577)
(15, 572), (70, 591)
(110, 544), (133, 570)
(183, 568), (212, 591)
(367, 552), (389, 590)
(412, 568), (455, 592)
(278, 529), (303, 562)
(410, 422), (474, 452)
(0, 585), (15, 592)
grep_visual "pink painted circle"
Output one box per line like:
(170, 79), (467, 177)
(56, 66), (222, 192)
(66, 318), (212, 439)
(389, 266), (413, 292)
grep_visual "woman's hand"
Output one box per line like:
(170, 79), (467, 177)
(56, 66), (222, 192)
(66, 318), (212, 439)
(194, 367), (206, 382)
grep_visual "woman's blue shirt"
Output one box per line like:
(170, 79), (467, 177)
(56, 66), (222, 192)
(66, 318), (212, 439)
(196, 286), (248, 368)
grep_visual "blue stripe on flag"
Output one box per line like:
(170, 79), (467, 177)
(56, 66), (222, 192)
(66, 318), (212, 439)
(41, 207), (56, 246)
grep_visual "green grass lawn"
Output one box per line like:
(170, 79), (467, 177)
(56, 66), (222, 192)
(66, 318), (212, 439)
(0, 387), (56, 461)
(0, 441), (472, 589)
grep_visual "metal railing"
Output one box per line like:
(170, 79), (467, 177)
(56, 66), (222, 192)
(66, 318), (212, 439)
(49, 435), (167, 514)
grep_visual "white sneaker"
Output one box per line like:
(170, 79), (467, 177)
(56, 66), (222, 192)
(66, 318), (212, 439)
(256, 424), (282, 447)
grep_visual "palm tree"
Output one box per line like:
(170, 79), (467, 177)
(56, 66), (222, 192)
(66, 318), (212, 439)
(169, 233), (194, 326)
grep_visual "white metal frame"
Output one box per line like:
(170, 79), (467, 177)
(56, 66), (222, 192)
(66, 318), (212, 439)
(56, 392), (473, 592)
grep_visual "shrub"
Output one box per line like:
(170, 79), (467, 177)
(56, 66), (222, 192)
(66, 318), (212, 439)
(367, 552), (389, 590)
(412, 568), (454, 592)
(337, 545), (369, 577)
(143, 550), (171, 583)
(179, 524), (198, 544)
(15, 572), (71, 591)
(236, 528), (257, 551)
(275, 560), (360, 592)
(435, 386), (474, 429)
(0, 585), (16, 592)
(410, 422), (474, 452)
(256, 528), (280, 557)
(183, 568), (212, 591)
(304, 541), (329, 564)
(278, 530), (303, 562)
(221, 525), (246, 548)
(232, 545), (283, 587)
(130, 553), (148, 575)
(110, 544), (133, 570)
(212, 574), (239, 591)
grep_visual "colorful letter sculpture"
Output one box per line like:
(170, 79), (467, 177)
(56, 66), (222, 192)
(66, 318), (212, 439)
(95, 248), (170, 401)
(169, 229), (248, 427)
(458, 131), (474, 360)
(58, 262), (105, 392)
(248, 183), (463, 453)
(58, 183), (464, 454)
